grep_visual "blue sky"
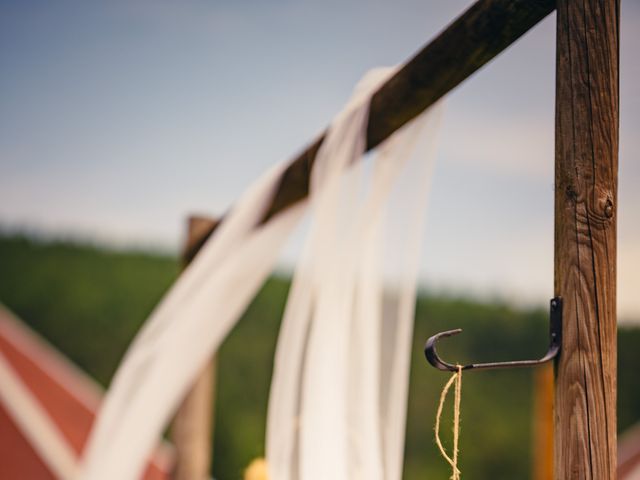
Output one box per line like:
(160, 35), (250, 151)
(1, 0), (639, 320)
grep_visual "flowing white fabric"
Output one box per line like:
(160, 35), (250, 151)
(78, 164), (307, 480)
(79, 66), (442, 480)
(266, 68), (443, 480)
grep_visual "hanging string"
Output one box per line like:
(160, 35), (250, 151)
(434, 365), (462, 480)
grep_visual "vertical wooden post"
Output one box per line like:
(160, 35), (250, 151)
(171, 216), (219, 480)
(554, 0), (619, 478)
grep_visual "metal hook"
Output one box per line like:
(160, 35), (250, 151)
(424, 297), (563, 372)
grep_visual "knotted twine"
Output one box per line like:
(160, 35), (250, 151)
(434, 365), (462, 480)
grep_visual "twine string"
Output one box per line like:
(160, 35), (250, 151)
(434, 365), (462, 480)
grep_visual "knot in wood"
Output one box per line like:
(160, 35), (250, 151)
(604, 198), (614, 219)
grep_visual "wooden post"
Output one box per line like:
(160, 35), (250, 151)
(171, 216), (220, 480)
(554, 0), (619, 478)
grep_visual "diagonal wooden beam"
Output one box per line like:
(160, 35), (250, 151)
(192, 0), (556, 250)
(261, 0), (556, 224)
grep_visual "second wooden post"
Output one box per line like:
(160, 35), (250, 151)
(171, 216), (220, 480)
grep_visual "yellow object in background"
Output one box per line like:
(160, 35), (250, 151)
(244, 458), (269, 480)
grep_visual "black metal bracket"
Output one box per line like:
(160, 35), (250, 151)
(424, 297), (563, 372)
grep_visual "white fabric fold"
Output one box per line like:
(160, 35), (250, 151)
(266, 68), (444, 480)
(78, 162), (307, 480)
(79, 66), (443, 480)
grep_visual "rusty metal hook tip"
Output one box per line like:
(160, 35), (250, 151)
(424, 297), (563, 372)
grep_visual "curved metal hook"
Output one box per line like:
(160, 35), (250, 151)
(424, 297), (563, 372)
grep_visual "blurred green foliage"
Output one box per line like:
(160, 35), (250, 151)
(0, 233), (638, 480)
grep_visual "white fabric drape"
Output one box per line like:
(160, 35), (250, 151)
(78, 67), (443, 480)
(266, 69), (443, 480)
(78, 164), (307, 480)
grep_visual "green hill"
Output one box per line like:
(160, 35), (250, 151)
(0, 233), (638, 479)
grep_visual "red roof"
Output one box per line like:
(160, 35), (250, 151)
(0, 305), (174, 479)
(619, 422), (640, 480)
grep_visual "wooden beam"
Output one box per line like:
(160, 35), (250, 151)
(257, 0), (555, 224)
(171, 216), (220, 480)
(262, 0), (555, 223)
(554, 0), (619, 478)
(185, 0), (556, 247)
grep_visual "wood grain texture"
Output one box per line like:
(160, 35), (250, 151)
(171, 216), (219, 480)
(554, 0), (619, 478)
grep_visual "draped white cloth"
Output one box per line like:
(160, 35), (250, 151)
(78, 164), (306, 480)
(266, 69), (443, 480)
(78, 68), (443, 480)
